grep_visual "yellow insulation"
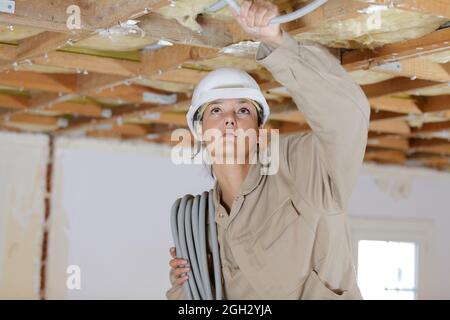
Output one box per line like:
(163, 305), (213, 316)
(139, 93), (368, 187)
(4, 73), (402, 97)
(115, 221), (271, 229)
(293, 8), (446, 49)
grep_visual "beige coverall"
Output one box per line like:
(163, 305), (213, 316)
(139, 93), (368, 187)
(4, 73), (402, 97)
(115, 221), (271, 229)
(166, 30), (371, 300)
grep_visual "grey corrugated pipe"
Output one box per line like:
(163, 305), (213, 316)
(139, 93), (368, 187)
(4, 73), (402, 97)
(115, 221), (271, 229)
(170, 190), (223, 300)
(206, 0), (328, 25)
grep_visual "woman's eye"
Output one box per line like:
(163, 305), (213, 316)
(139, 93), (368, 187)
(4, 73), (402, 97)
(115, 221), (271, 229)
(211, 107), (221, 114)
(238, 107), (250, 114)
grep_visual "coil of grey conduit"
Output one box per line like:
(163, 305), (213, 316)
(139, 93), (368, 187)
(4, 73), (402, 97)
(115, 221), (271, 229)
(170, 190), (223, 300)
(184, 197), (201, 299)
(198, 192), (213, 299)
(190, 195), (207, 300)
(205, 0), (328, 25)
(176, 195), (193, 299)
(208, 189), (223, 300)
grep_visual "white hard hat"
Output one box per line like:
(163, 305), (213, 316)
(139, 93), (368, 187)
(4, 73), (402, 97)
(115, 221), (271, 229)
(186, 67), (270, 138)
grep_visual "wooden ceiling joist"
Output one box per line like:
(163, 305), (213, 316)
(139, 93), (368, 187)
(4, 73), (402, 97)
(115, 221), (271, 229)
(0, 0), (171, 70)
(342, 28), (450, 72)
(412, 120), (450, 134)
(0, 71), (78, 93)
(364, 148), (407, 165)
(362, 77), (443, 98)
(369, 96), (423, 114)
(371, 58), (450, 83)
(356, 0), (450, 19)
(284, 0), (372, 35)
(33, 51), (142, 78)
(0, 0), (170, 32)
(419, 95), (450, 113)
(141, 44), (219, 76)
(367, 136), (410, 151)
(0, 93), (28, 109)
(407, 153), (450, 169)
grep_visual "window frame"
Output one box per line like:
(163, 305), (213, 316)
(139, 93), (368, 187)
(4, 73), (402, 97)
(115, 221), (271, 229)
(348, 216), (434, 300)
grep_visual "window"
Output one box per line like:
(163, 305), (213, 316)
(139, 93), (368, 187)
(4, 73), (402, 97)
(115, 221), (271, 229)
(349, 217), (433, 300)
(357, 240), (417, 300)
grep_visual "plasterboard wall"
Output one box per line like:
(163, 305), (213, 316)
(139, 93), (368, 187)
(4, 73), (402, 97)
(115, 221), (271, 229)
(0, 132), (48, 299)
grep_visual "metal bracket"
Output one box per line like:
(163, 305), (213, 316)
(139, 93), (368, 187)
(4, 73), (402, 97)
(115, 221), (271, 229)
(373, 61), (402, 73)
(0, 0), (15, 14)
(143, 92), (177, 105)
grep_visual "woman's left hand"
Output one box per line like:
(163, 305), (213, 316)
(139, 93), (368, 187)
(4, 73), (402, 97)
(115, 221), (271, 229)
(230, 0), (283, 48)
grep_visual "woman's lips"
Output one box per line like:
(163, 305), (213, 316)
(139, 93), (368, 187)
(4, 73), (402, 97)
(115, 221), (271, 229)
(223, 129), (237, 137)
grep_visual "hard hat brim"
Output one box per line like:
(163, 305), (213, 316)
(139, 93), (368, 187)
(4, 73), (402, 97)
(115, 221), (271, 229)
(186, 87), (270, 137)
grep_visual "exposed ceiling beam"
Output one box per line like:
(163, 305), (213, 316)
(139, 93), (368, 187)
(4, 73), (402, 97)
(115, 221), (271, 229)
(0, 70), (78, 93)
(419, 95), (450, 113)
(0, 0), (169, 32)
(141, 44), (219, 76)
(371, 58), (450, 82)
(361, 77), (442, 98)
(284, 0), (371, 35)
(411, 120), (450, 133)
(369, 96), (423, 114)
(364, 148), (407, 164)
(0, 0), (171, 71)
(342, 28), (450, 72)
(369, 118), (411, 135)
(138, 13), (239, 48)
(355, 0), (450, 19)
(0, 93), (28, 109)
(367, 136), (410, 151)
(33, 50), (142, 77)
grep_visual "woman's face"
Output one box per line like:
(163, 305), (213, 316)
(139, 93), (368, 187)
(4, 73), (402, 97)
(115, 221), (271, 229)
(199, 98), (260, 164)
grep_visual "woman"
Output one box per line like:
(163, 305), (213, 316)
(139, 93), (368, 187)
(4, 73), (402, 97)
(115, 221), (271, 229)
(167, 0), (370, 299)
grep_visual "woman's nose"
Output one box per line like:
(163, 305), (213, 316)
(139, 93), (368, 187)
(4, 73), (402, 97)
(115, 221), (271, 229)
(225, 117), (236, 127)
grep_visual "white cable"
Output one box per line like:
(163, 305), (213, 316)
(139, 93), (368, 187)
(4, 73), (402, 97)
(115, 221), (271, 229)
(206, 0), (328, 25)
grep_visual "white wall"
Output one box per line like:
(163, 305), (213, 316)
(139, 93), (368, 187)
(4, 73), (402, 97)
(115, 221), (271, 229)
(47, 137), (213, 299)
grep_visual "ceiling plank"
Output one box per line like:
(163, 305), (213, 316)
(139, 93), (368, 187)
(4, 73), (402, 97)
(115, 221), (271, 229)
(367, 136), (410, 151)
(33, 51), (142, 77)
(0, 0), (169, 32)
(369, 118), (411, 135)
(141, 45), (219, 76)
(284, 0), (370, 35)
(411, 143), (450, 155)
(355, 0), (450, 19)
(362, 77), (442, 98)
(369, 96), (422, 114)
(45, 101), (103, 117)
(419, 95), (450, 113)
(408, 154), (450, 169)
(0, 93), (28, 109)
(364, 148), (407, 164)
(16, 31), (89, 62)
(0, 71), (78, 93)
(342, 28), (450, 72)
(2, 0), (171, 72)
(138, 13), (237, 48)
(4, 113), (61, 131)
(0, 0), (96, 32)
(411, 120), (450, 133)
(371, 59), (450, 82)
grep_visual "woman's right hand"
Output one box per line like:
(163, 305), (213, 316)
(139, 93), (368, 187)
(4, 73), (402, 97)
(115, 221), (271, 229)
(169, 246), (190, 286)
